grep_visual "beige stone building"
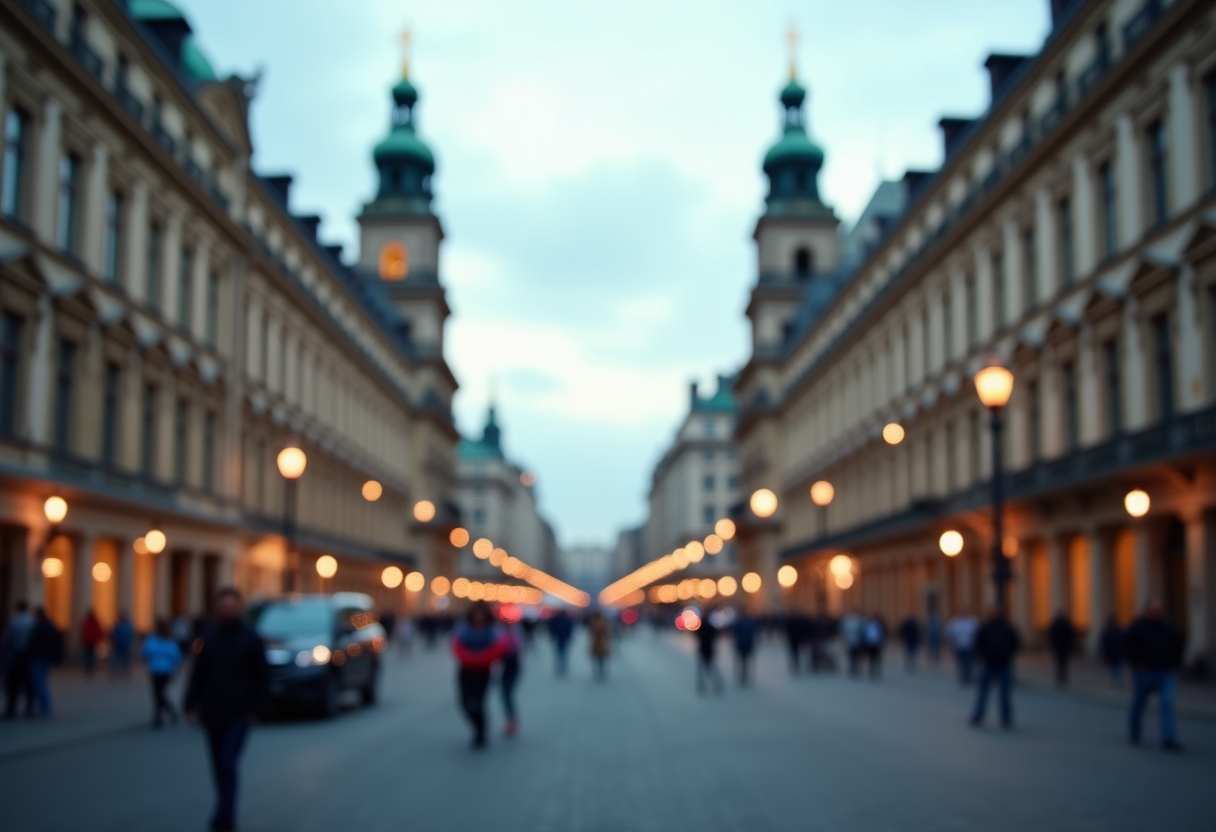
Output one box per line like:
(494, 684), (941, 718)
(734, 0), (1216, 669)
(0, 0), (461, 647)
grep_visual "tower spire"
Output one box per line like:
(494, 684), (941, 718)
(786, 23), (799, 80)
(399, 26), (413, 79)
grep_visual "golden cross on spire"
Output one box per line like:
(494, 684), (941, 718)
(786, 23), (799, 80)
(399, 26), (413, 79)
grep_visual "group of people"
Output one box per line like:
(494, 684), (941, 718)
(0, 602), (63, 718)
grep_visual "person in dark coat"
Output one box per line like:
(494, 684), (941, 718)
(548, 610), (574, 677)
(1125, 600), (1183, 751)
(452, 603), (508, 749)
(1047, 611), (1076, 687)
(732, 613), (757, 686)
(898, 615), (921, 671)
(1, 600), (35, 718)
(184, 588), (270, 832)
(784, 613), (805, 675)
(1098, 614), (1127, 686)
(970, 605), (1021, 729)
(695, 614), (723, 695)
(27, 607), (62, 717)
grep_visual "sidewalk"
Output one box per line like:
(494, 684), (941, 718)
(0, 665), (181, 760)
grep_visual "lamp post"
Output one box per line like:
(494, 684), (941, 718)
(974, 358), (1015, 608)
(810, 480), (834, 537)
(277, 445), (307, 592)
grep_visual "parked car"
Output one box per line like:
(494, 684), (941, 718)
(253, 592), (386, 717)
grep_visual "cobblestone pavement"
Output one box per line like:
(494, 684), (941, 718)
(1, 629), (1212, 832)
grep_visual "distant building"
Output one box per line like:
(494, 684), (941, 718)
(560, 545), (612, 597)
(455, 406), (558, 582)
(0, 0), (460, 646)
(733, 0), (1216, 670)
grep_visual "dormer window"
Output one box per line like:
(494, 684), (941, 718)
(794, 247), (812, 278)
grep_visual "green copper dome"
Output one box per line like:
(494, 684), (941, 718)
(392, 76), (419, 106)
(129, 0), (183, 19)
(181, 36), (217, 81)
(373, 127), (435, 170)
(763, 127), (824, 170)
(779, 78), (806, 108)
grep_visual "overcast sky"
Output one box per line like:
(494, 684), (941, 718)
(176, 0), (1049, 549)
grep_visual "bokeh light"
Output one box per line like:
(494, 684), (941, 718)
(413, 500), (436, 522)
(472, 538), (493, 558)
(882, 423), (905, 445)
(132, 537), (148, 555)
(1124, 489), (1150, 518)
(92, 562), (112, 582)
(276, 446), (307, 479)
(362, 480), (383, 501)
(835, 572), (854, 589)
(717, 576), (737, 596)
(450, 527), (470, 547)
(750, 488), (778, 518)
(939, 530), (964, 556)
(698, 578), (717, 599)
(519, 472), (536, 487)
(741, 572), (761, 593)
(452, 577), (471, 598)
(43, 496), (68, 523)
(431, 576), (451, 596)
(144, 529), (167, 554)
(685, 541), (705, 563)
(381, 565), (404, 588)
(316, 554), (338, 578)
(829, 554), (853, 576)
(810, 480), (835, 507)
(1003, 536), (1019, 558)
(41, 557), (64, 578)
(777, 565), (798, 587)
(489, 548), (508, 567)
(704, 534), (723, 555)
(311, 645), (331, 664)
(715, 518), (736, 540)
(404, 571), (425, 592)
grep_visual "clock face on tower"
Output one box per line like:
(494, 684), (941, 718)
(379, 241), (409, 280)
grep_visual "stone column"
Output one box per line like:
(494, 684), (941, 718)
(1121, 296), (1147, 431)
(71, 532), (96, 656)
(1115, 114), (1141, 249)
(1167, 63), (1198, 212)
(81, 142), (108, 274)
(1175, 264), (1203, 411)
(161, 213), (183, 323)
(25, 295), (53, 445)
(117, 539), (134, 618)
(31, 99), (62, 245)
(1034, 187), (1054, 300)
(1072, 153), (1096, 277)
(123, 181), (148, 298)
(1183, 512), (1214, 667)
(1086, 529), (1112, 655)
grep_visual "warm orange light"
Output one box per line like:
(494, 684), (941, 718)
(672, 549), (690, 569)
(472, 538), (493, 559)
(41, 557), (64, 578)
(362, 480), (383, 501)
(144, 529), (167, 554)
(717, 575), (738, 596)
(316, 554), (338, 578)
(381, 565), (404, 588)
(404, 571), (425, 592)
(132, 537), (149, 555)
(835, 572), (854, 589)
(413, 500), (436, 522)
(1002, 536), (1019, 558)
(450, 527), (470, 547)
(698, 579), (717, 599)
(431, 576), (451, 596)
(777, 565), (798, 587)
(312, 645), (331, 664)
(974, 360), (1015, 409)
(810, 480), (835, 507)
(452, 577), (471, 598)
(519, 472), (536, 487)
(378, 240), (408, 280)
(939, 530), (964, 557)
(44, 496), (68, 523)
(829, 554), (852, 577)
(685, 541), (705, 563)
(750, 488), (778, 518)
(703, 534), (723, 555)
(277, 447), (307, 479)
(741, 572), (762, 593)
(91, 562), (112, 582)
(882, 423), (905, 445)
(1124, 489), (1150, 518)
(715, 518), (736, 540)
(489, 548), (508, 567)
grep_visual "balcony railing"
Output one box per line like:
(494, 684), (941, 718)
(1039, 96), (1068, 135)
(184, 158), (203, 184)
(70, 36), (104, 80)
(151, 122), (176, 156)
(115, 84), (145, 123)
(1077, 53), (1109, 96)
(19, 0), (56, 31)
(1123, 0), (1163, 51)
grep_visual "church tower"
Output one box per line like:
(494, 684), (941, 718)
(356, 39), (450, 358)
(747, 43), (841, 353)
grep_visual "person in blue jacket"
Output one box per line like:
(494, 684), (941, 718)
(142, 618), (183, 728)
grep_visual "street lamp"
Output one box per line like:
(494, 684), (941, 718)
(44, 496), (68, 524)
(1124, 489), (1150, 518)
(750, 489), (778, 519)
(810, 480), (834, 537)
(277, 444), (307, 592)
(974, 358), (1015, 607)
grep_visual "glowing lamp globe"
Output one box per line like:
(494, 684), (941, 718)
(1124, 489), (1150, 518)
(974, 362), (1015, 409)
(315, 554), (338, 578)
(882, 423), (905, 445)
(413, 500), (436, 523)
(362, 480), (383, 501)
(777, 565), (799, 587)
(277, 447), (307, 479)
(714, 518), (736, 541)
(381, 566), (404, 588)
(44, 496), (68, 524)
(144, 529), (167, 554)
(939, 530), (964, 557)
(750, 488), (778, 519)
(810, 481), (835, 507)
(829, 554), (853, 577)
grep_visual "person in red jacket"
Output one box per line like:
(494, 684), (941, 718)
(80, 609), (105, 677)
(451, 603), (509, 749)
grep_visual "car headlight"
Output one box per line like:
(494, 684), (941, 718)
(294, 645), (332, 667)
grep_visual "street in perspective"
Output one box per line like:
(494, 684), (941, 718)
(1, 0), (1215, 830)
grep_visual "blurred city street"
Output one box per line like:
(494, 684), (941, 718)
(3, 630), (1212, 832)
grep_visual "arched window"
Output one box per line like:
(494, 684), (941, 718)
(379, 241), (409, 281)
(794, 247), (812, 278)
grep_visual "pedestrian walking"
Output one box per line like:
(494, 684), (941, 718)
(732, 612), (757, 686)
(970, 605), (1021, 729)
(785, 613), (806, 675)
(862, 613), (885, 679)
(27, 607), (62, 717)
(1126, 600), (1184, 751)
(80, 609), (104, 677)
(184, 588), (270, 832)
(142, 619), (183, 728)
(898, 614), (921, 671)
(395, 616), (415, 655)
(110, 612), (135, 677)
(452, 603), (507, 749)
(1099, 614), (1127, 686)
(945, 609), (979, 684)
(1, 600), (35, 719)
(1047, 610), (1076, 687)
(548, 609), (573, 676)
(499, 620), (522, 737)
(695, 613), (724, 694)
(925, 609), (943, 663)
(587, 611), (611, 681)
(840, 609), (864, 676)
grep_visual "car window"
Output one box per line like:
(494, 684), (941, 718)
(254, 601), (331, 638)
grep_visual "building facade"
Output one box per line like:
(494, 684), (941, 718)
(734, 0), (1216, 669)
(0, 0), (460, 646)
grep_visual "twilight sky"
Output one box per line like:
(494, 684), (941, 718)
(175, 0), (1049, 548)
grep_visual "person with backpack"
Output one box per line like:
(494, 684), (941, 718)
(142, 618), (183, 728)
(970, 605), (1021, 729)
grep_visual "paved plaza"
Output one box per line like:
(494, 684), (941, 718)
(1, 631), (1212, 832)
